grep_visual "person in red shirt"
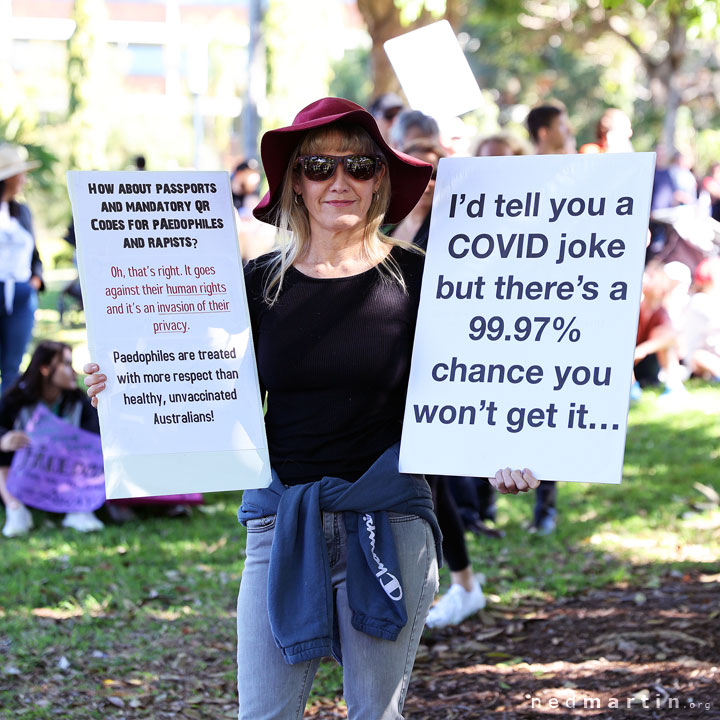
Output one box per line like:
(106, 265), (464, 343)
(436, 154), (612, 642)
(633, 262), (687, 396)
(579, 108), (633, 154)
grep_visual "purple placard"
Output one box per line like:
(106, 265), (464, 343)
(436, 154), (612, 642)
(6, 404), (105, 513)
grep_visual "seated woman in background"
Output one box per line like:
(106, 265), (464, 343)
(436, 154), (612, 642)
(633, 262), (687, 398)
(680, 258), (720, 381)
(0, 340), (104, 537)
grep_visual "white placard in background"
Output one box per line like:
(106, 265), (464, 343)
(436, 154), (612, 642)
(68, 171), (271, 498)
(400, 153), (656, 484)
(384, 20), (483, 119)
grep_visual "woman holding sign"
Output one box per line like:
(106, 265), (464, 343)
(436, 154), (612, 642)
(84, 97), (538, 719)
(1, 341), (103, 537)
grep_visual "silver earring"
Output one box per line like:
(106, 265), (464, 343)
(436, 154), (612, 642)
(294, 193), (303, 205)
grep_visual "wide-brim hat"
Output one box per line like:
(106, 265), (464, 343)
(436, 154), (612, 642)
(0, 145), (40, 183)
(253, 97), (432, 225)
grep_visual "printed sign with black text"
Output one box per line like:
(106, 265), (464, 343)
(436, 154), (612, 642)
(400, 153), (655, 484)
(68, 171), (270, 498)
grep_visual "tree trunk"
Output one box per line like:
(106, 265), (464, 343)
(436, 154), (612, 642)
(647, 10), (686, 151)
(357, 0), (467, 96)
(242, 0), (264, 159)
(357, 0), (405, 94)
(663, 11), (687, 151)
(663, 77), (681, 152)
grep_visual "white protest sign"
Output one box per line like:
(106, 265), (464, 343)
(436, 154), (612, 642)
(384, 20), (483, 119)
(67, 171), (271, 498)
(400, 153), (655, 484)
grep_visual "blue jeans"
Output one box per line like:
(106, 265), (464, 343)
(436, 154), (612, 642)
(237, 511), (439, 720)
(0, 282), (37, 396)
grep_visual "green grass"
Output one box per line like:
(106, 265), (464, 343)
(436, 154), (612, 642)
(2, 384), (718, 716)
(1, 498), (245, 719)
(2, 273), (718, 714)
(458, 383), (720, 606)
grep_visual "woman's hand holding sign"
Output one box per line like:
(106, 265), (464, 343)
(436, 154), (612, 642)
(491, 467), (539, 495)
(0, 430), (30, 452)
(83, 363), (106, 408)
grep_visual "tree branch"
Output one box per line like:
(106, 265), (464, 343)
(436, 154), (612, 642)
(606, 14), (655, 67)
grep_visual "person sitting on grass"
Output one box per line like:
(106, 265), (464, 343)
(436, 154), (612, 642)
(1, 340), (104, 537)
(679, 257), (720, 381)
(632, 262), (688, 398)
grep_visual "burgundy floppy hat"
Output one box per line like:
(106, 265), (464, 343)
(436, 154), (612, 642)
(253, 97), (433, 225)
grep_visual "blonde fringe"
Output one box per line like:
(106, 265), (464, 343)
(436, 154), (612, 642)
(260, 125), (423, 305)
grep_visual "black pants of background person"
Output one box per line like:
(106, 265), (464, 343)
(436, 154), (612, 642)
(427, 476), (469, 572)
(447, 477), (496, 528)
(634, 353), (662, 387)
(449, 475), (557, 533)
(533, 481), (557, 529)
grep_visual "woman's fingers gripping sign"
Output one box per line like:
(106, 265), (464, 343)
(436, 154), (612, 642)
(82, 363), (106, 408)
(490, 467), (540, 495)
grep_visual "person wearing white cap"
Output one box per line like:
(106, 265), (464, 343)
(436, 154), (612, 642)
(0, 145), (44, 395)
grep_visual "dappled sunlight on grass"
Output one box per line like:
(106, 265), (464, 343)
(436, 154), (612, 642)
(457, 382), (720, 604)
(587, 524), (720, 564)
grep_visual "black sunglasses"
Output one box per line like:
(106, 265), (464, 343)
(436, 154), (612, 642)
(296, 154), (382, 182)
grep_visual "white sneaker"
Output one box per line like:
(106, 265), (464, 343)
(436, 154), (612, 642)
(425, 580), (486, 628)
(2, 504), (34, 538)
(62, 512), (104, 532)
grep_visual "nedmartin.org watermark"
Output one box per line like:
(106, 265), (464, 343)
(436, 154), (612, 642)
(526, 693), (713, 712)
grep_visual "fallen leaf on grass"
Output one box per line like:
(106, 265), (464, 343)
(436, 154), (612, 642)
(107, 696), (125, 708)
(32, 607), (81, 620)
(588, 629), (709, 654)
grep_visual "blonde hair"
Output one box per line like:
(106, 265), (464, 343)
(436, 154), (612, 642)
(261, 124), (421, 304)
